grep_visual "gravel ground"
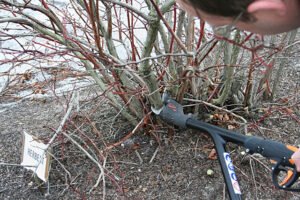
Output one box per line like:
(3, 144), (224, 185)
(0, 88), (299, 200)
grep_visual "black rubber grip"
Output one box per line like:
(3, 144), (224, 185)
(244, 136), (294, 166)
(159, 98), (191, 129)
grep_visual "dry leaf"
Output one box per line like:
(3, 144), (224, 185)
(123, 186), (129, 193)
(279, 98), (289, 103)
(228, 125), (236, 130)
(224, 114), (230, 121)
(208, 148), (217, 160)
(285, 108), (293, 114)
(213, 113), (220, 120)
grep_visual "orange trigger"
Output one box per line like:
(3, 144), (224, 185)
(270, 160), (277, 164)
(280, 170), (294, 186)
(289, 158), (295, 165)
(287, 145), (298, 152)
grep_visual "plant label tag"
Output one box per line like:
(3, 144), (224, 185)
(21, 131), (51, 182)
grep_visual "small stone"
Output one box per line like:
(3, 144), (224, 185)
(207, 169), (214, 176)
(28, 181), (33, 187)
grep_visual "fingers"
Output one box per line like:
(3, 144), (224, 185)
(291, 150), (300, 172)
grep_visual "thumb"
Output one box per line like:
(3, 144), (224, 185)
(291, 152), (300, 172)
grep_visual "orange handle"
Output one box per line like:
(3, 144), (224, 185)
(287, 145), (298, 165)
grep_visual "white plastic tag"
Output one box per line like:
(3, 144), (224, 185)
(21, 131), (51, 182)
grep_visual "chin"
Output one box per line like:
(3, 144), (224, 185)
(237, 21), (299, 35)
(250, 24), (299, 35)
(244, 27), (294, 35)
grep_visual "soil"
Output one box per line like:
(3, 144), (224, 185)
(0, 59), (300, 200)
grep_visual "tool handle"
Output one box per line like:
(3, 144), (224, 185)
(272, 161), (300, 191)
(244, 137), (300, 190)
(154, 94), (300, 191)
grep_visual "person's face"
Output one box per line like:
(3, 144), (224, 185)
(176, 0), (300, 35)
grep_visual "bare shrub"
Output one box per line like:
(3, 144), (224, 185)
(0, 0), (298, 124)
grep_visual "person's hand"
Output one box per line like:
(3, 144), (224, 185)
(291, 149), (300, 172)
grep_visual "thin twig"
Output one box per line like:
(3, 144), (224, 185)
(222, 183), (226, 200)
(183, 98), (247, 124)
(47, 151), (72, 179)
(105, 112), (151, 151)
(107, 161), (139, 165)
(114, 53), (193, 67)
(249, 155), (271, 171)
(0, 188), (8, 193)
(250, 158), (258, 200)
(45, 94), (76, 149)
(0, 76), (9, 95)
(135, 150), (143, 164)
(103, 0), (149, 20)
(0, 162), (36, 167)
(194, 138), (199, 158)
(183, 97), (248, 134)
(149, 147), (159, 164)
(61, 131), (106, 196)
